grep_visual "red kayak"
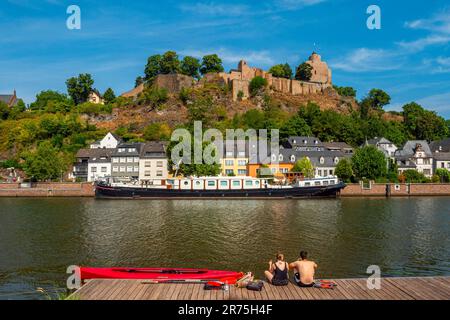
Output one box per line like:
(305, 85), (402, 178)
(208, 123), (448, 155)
(80, 267), (243, 284)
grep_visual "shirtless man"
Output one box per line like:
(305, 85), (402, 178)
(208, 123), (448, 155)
(289, 251), (317, 287)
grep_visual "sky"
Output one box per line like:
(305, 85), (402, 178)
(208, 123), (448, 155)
(1, 0), (450, 118)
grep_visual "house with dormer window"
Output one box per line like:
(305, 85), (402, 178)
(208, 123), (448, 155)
(395, 141), (434, 177)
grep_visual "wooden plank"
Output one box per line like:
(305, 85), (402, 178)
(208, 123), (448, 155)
(387, 278), (431, 300)
(170, 284), (183, 300)
(381, 278), (415, 300)
(108, 280), (132, 300)
(413, 278), (449, 300)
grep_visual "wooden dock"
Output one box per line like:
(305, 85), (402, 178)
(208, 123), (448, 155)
(71, 277), (450, 300)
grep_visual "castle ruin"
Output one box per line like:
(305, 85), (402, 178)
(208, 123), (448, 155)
(203, 52), (333, 101)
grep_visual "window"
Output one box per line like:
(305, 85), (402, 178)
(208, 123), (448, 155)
(255, 181), (260, 186)
(329, 170), (333, 175)
(120, 157), (126, 163)
(318, 170), (322, 176)
(145, 161), (151, 168)
(238, 169), (247, 175)
(424, 159), (430, 165)
(315, 181), (321, 186)
(237, 151), (245, 157)
(226, 151), (233, 157)
(279, 155), (283, 162)
(112, 158), (119, 163)
(442, 163), (445, 168)
(320, 157), (325, 164)
(119, 166), (126, 172)
(334, 157), (339, 164)
(245, 180), (253, 186)
(145, 171), (151, 177)
(118, 148), (125, 153)
(127, 166), (133, 172)
(91, 167), (97, 173)
(128, 148), (136, 153)
(225, 160), (234, 166)
(127, 157), (134, 163)
(157, 161), (163, 167)
(225, 169), (234, 175)
(220, 181), (228, 187)
(232, 181), (240, 187)
(156, 170), (163, 177)
(323, 180), (329, 185)
(290, 155), (296, 162)
(113, 166), (119, 172)
(101, 167), (107, 173)
(195, 181), (201, 185)
(134, 166), (139, 172)
(304, 182), (311, 186)
(238, 160), (247, 166)
(207, 181), (216, 187)
(134, 157), (140, 163)
(271, 154), (276, 162)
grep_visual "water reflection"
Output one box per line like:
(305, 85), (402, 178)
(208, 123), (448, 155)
(0, 197), (449, 299)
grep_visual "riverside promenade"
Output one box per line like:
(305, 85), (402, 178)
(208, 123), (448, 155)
(71, 277), (450, 300)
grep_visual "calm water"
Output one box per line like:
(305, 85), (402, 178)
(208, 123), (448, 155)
(0, 197), (449, 299)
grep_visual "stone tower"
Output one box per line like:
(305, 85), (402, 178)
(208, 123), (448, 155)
(305, 52), (332, 85)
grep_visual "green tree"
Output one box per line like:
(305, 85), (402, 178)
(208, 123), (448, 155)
(360, 89), (390, 118)
(295, 62), (313, 81)
(280, 116), (312, 138)
(334, 86), (357, 97)
(351, 145), (387, 180)
(249, 76), (268, 96)
(22, 141), (68, 181)
(402, 169), (428, 183)
(103, 88), (116, 104)
(66, 74), (94, 105)
(180, 56), (201, 79)
(242, 109), (265, 129)
(159, 51), (181, 74)
(144, 54), (162, 81)
(292, 157), (314, 178)
(335, 158), (353, 182)
(403, 102), (449, 141)
(135, 76), (144, 88)
(139, 86), (168, 109)
(30, 90), (71, 111)
(200, 54), (224, 75)
(143, 122), (172, 141)
(269, 63), (292, 79)
(435, 168), (450, 183)
(0, 101), (9, 120)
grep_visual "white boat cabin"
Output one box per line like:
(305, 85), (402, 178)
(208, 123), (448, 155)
(167, 176), (267, 190)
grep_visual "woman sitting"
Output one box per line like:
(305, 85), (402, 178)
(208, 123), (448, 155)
(264, 253), (289, 286)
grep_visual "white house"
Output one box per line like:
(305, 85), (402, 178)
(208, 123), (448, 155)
(88, 90), (104, 104)
(90, 132), (122, 149)
(365, 137), (398, 158)
(138, 142), (168, 185)
(395, 141), (434, 177)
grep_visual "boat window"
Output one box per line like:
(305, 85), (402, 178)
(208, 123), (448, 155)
(255, 181), (260, 185)
(330, 180), (335, 185)
(315, 181), (321, 186)
(304, 182), (311, 186)
(220, 181), (227, 187)
(195, 181), (201, 185)
(233, 181), (240, 187)
(184, 181), (189, 186)
(208, 181), (216, 187)
(245, 180), (253, 186)
(323, 180), (329, 185)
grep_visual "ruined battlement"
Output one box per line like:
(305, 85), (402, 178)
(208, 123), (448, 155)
(204, 52), (333, 101)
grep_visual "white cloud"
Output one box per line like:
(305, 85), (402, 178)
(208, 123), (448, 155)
(277, 0), (327, 10)
(417, 92), (450, 113)
(330, 48), (403, 72)
(397, 35), (450, 52)
(179, 2), (249, 16)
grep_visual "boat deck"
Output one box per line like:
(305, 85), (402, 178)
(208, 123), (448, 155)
(71, 276), (450, 300)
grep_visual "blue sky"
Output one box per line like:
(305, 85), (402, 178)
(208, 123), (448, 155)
(1, 0), (450, 118)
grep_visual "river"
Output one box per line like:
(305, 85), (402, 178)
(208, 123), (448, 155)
(0, 197), (449, 299)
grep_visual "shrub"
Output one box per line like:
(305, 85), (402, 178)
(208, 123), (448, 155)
(402, 170), (428, 183)
(249, 76), (268, 96)
(139, 86), (168, 109)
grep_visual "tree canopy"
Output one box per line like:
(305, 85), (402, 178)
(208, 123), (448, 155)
(66, 74), (94, 105)
(103, 88), (116, 104)
(295, 63), (313, 81)
(351, 145), (387, 180)
(335, 158), (353, 182)
(403, 102), (449, 141)
(292, 157), (314, 178)
(180, 56), (201, 79)
(200, 54), (224, 75)
(269, 63), (293, 79)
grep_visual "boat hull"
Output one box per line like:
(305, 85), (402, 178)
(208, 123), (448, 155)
(95, 182), (346, 199)
(80, 267), (243, 282)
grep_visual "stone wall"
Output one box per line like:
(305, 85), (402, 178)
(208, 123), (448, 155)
(154, 74), (195, 93)
(341, 183), (450, 197)
(0, 182), (95, 197)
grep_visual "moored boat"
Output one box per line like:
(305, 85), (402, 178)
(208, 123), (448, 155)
(95, 176), (346, 199)
(80, 267), (244, 283)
